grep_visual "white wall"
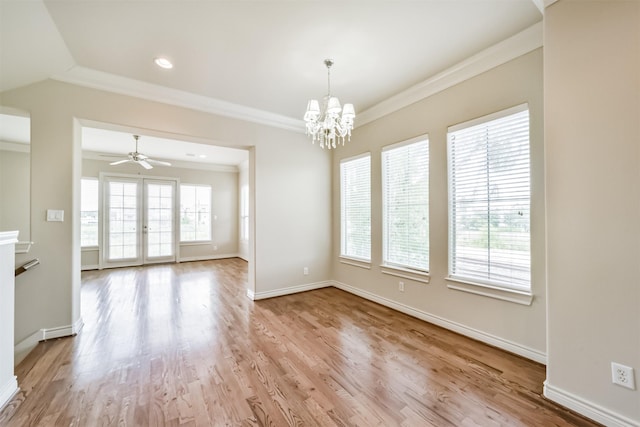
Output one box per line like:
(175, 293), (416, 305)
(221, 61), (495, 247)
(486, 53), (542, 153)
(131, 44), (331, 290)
(332, 49), (546, 361)
(0, 150), (30, 242)
(544, 1), (640, 425)
(0, 79), (332, 358)
(81, 158), (240, 268)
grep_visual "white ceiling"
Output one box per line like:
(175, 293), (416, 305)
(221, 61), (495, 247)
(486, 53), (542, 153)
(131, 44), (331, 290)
(0, 0), (542, 165)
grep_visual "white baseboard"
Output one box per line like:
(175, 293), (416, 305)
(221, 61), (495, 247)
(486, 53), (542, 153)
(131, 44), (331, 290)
(544, 382), (639, 427)
(330, 280), (547, 364)
(249, 280), (332, 301)
(0, 376), (18, 411)
(81, 264), (99, 271)
(179, 253), (239, 262)
(14, 317), (83, 365)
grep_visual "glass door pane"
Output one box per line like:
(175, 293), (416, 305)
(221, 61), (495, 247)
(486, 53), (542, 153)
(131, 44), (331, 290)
(144, 180), (175, 262)
(106, 178), (141, 264)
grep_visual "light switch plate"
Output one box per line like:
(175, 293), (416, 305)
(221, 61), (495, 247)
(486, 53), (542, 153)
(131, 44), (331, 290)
(46, 209), (64, 222)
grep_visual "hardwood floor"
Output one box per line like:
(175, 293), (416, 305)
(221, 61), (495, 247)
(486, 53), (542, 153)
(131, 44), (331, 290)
(0, 259), (600, 426)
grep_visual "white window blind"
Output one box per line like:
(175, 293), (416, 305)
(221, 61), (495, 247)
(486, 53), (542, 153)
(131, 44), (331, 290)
(180, 184), (212, 242)
(340, 154), (371, 261)
(448, 104), (531, 291)
(382, 137), (429, 271)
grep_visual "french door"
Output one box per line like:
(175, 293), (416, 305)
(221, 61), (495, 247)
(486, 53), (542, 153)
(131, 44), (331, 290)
(102, 176), (177, 268)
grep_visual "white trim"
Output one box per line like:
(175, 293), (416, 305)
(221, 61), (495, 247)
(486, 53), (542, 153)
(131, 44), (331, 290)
(0, 141), (30, 153)
(0, 231), (19, 246)
(446, 278), (533, 306)
(42, 317), (84, 341)
(339, 257), (371, 270)
(179, 253), (239, 263)
(448, 102), (529, 133)
(53, 66), (304, 133)
(380, 266), (430, 284)
(14, 330), (41, 364)
(81, 264), (99, 271)
(357, 22), (543, 127)
(544, 382), (639, 427)
(179, 241), (214, 247)
(381, 134), (429, 153)
(339, 151), (371, 164)
(250, 281), (332, 301)
(530, 0), (545, 14)
(0, 376), (18, 411)
(14, 319), (83, 365)
(330, 280), (546, 364)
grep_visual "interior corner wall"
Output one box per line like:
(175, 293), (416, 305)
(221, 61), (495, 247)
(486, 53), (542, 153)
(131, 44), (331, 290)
(0, 79), (332, 352)
(332, 49), (546, 361)
(544, 1), (640, 425)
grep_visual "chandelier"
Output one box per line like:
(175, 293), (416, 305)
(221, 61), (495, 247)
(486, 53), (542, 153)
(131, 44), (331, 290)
(304, 59), (355, 149)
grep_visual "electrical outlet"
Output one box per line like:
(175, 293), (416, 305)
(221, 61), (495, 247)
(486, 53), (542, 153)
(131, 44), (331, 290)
(398, 281), (404, 292)
(611, 362), (636, 390)
(303, 267), (309, 276)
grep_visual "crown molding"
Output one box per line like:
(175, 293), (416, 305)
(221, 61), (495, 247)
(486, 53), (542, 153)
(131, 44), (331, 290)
(51, 22), (541, 134)
(52, 67), (305, 134)
(356, 22), (543, 127)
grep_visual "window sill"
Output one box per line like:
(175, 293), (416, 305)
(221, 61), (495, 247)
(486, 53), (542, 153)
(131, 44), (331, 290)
(81, 246), (99, 252)
(445, 277), (533, 306)
(180, 241), (213, 246)
(339, 256), (371, 270)
(380, 264), (430, 284)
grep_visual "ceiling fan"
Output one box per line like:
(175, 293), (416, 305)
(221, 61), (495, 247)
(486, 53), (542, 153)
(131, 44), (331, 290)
(109, 135), (171, 170)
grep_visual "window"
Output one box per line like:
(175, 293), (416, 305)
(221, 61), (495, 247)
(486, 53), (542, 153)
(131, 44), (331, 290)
(81, 178), (99, 247)
(180, 184), (211, 242)
(240, 184), (249, 241)
(448, 104), (530, 291)
(340, 154), (371, 261)
(382, 137), (429, 271)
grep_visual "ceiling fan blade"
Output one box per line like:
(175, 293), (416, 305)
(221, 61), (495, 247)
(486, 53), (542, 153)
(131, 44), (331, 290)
(138, 160), (153, 170)
(147, 159), (172, 166)
(110, 159), (131, 166)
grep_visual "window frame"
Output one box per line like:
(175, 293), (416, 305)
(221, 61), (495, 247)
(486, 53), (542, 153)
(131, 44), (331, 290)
(179, 184), (212, 243)
(381, 135), (430, 275)
(447, 103), (532, 296)
(339, 152), (371, 263)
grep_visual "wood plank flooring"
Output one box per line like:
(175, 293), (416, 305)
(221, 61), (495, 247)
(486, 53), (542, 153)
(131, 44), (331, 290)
(0, 259), (600, 426)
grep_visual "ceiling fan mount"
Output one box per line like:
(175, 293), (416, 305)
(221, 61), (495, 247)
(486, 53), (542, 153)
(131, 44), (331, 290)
(109, 134), (171, 170)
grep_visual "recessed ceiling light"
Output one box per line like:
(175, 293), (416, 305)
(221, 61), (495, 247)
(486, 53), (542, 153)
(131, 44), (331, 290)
(198, 154), (207, 159)
(154, 57), (173, 69)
